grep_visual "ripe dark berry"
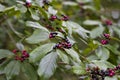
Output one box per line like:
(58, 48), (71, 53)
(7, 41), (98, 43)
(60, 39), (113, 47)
(105, 20), (112, 26)
(25, 2), (31, 7)
(53, 39), (72, 49)
(61, 15), (69, 21)
(101, 40), (108, 45)
(12, 49), (18, 54)
(103, 34), (110, 39)
(49, 32), (58, 38)
(49, 15), (57, 21)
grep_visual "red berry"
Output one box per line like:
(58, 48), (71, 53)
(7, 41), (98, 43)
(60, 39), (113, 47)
(105, 20), (112, 26)
(12, 49), (18, 54)
(49, 32), (58, 38)
(15, 56), (20, 60)
(101, 40), (108, 45)
(61, 15), (69, 21)
(49, 15), (57, 21)
(103, 33), (110, 39)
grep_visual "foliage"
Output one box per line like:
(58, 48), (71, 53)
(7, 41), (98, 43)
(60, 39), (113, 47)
(0, 0), (120, 80)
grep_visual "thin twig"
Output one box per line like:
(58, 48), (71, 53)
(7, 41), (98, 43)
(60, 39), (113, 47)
(6, 20), (23, 38)
(3, 26), (16, 48)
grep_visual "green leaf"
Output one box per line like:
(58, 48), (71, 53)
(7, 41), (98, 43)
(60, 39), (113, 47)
(72, 66), (86, 75)
(93, 0), (101, 10)
(63, 21), (89, 33)
(38, 51), (58, 79)
(105, 44), (120, 55)
(112, 27), (120, 38)
(62, 21), (89, 38)
(38, 7), (48, 19)
(28, 8), (40, 20)
(90, 26), (104, 38)
(16, 42), (25, 51)
(48, 6), (57, 15)
(83, 20), (101, 25)
(105, 76), (118, 80)
(0, 49), (14, 59)
(0, 59), (11, 74)
(65, 49), (81, 63)
(26, 29), (49, 44)
(63, 1), (78, 6)
(96, 46), (110, 60)
(3, 6), (15, 13)
(4, 61), (21, 80)
(0, 4), (5, 12)
(16, 4), (27, 13)
(21, 62), (38, 80)
(29, 43), (55, 63)
(26, 21), (48, 31)
(57, 49), (69, 64)
(92, 60), (115, 70)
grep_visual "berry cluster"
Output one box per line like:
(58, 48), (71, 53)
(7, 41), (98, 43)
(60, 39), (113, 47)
(49, 15), (69, 21)
(49, 32), (58, 38)
(101, 33), (110, 45)
(53, 39), (72, 49)
(12, 49), (29, 62)
(87, 65), (120, 80)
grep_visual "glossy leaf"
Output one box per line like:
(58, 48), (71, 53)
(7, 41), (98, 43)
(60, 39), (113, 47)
(90, 26), (104, 38)
(26, 21), (48, 31)
(105, 76), (118, 80)
(26, 29), (49, 44)
(92, 60), (115, 70)
(29, 43), (55, 63)
(96, 46), (110, 60)
(21, 62), (38, 80)
(0, 4), (5, 12)
(57, 49), (69, 64)
(65, 49), (81, 63)
(29, 8), (40, 20)
(48, 6), (57, 15)
(0, 49), (14, 59)
(83, 20), (101, 25)
(38, 51), (58, 79)
(4, 61), (21, 80)
(72, 66), (86, 75)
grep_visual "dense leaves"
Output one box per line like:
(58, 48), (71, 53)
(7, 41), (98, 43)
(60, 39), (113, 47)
(0, 0), (120, 80)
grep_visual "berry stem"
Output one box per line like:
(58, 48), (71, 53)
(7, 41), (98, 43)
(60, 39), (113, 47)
(111, 37), (120, 43)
